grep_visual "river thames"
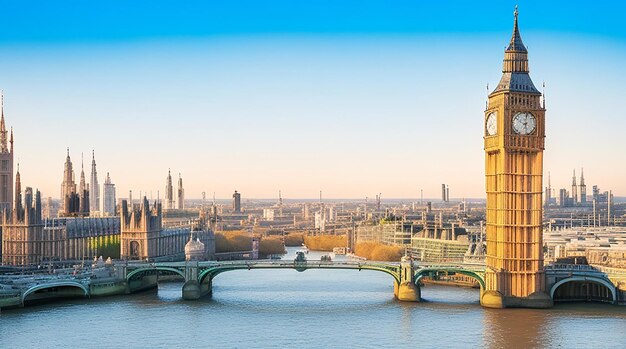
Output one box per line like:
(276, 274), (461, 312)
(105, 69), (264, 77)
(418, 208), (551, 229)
(1, 249), (625, 348)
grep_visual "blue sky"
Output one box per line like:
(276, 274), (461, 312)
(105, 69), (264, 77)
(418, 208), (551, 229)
(0, 1), (625, 199)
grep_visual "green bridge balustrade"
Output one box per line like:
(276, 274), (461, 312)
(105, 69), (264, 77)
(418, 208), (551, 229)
(122, 260), (492, 302)
(122, 260), (623, 305)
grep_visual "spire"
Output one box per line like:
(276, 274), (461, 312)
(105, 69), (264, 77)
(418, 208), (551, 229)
(572, 169), (576, 185)
(14, 162), (21, 211)
(79, 152), (86, 194)
(0, 91), (7, 153)
(491, 6), (538, 95)
(547, 171), (551, 188)
(580, 168), (585, 185)
(507, 5), (527, 52)
(89, 149), (100, 213)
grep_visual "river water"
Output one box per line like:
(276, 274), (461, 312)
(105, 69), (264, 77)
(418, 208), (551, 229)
(1, 248), (625, 348)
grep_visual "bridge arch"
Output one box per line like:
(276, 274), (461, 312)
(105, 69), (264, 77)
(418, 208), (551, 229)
(126, 266), (186, 281)
(22, 281), (89, 304)
(550, 276), (617, 303)
(413, 268), (485, 289)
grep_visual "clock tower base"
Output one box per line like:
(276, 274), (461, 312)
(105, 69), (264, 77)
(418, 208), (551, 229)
(480, 290), (553, 309)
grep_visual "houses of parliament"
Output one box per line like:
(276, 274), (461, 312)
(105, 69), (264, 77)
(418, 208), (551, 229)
(0, 96), (214, 266)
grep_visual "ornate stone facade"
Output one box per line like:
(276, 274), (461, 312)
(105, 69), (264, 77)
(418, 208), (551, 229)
(120, 197), (214, 261)
(1, 173), (43, 265)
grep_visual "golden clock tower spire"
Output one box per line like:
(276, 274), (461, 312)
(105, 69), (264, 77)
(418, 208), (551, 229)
(481, 7), (552, 308)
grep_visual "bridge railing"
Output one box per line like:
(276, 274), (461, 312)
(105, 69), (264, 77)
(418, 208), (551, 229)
(544, 264), (597, 272)
(123, 260), (403, 271)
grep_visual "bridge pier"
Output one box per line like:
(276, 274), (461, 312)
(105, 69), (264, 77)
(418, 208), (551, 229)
(182, 280), (202, 300)
(394, 281), (421, 302)
(182, 262), (212, 300)
(394, 259), (420, 302)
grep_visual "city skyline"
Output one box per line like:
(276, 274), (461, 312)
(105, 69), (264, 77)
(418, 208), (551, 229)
(0, 2), (625, 199)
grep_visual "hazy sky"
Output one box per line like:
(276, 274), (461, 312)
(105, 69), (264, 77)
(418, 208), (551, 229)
(0, 1), (625, 199)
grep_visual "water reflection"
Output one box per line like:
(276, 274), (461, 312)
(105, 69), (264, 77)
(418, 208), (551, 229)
(483, 308), (549, 349)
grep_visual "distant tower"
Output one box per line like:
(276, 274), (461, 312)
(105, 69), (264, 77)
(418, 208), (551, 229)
(0, 92), (14, 213)
(441, 184), (447, 202)
(78, 153), (90, 216)
(232, 190), (241, 213)
(165, 169), (174, 210)
(571, 169), (578, 204)
(544, 171), (552, 207)
(60, 149), (77, 216)
(89, 150), (100, 214)
(102, 172), (116, 216)
(177, 173), (184, 209)
(579, 168), (587, 205)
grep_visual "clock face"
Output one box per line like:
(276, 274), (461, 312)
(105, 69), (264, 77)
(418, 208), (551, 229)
(486, 112), (497, 136)
(512, 112), (536, 135)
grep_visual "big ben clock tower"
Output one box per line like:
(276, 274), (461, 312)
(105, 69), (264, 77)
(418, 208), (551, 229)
(481, 7), (552, 308)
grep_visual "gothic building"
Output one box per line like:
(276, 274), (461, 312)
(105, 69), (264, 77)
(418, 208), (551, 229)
(1, 168), (44, 265)
(482, 7), (551, 308)
(60, 149), (77, 216)
(59, 150), (90, 217)
(120, 197), (214, 261)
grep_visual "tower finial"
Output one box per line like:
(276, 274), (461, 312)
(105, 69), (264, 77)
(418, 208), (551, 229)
(506, 5), (526, 52)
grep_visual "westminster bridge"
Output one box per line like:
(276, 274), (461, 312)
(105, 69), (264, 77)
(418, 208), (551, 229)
(2, 259), (625, 308)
